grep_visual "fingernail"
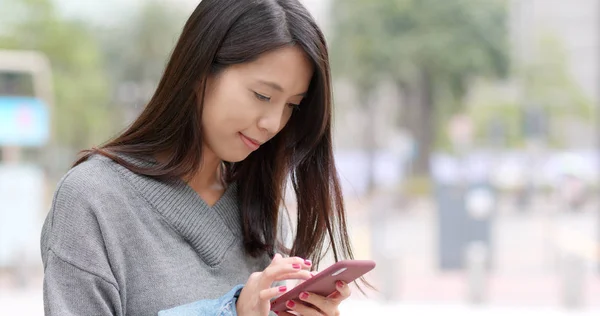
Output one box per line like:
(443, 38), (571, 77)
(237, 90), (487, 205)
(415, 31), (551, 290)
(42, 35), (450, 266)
(279, 286), (287, 293)
(300, 292), (309, 300)
(292, 263), (301, 269)
(304, 259), (312, 266)
(336, 281), (344, 287)
(286, 300), (296, 308)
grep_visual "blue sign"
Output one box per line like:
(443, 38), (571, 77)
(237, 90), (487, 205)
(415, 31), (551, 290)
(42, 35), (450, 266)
(0, 96), (50, 146)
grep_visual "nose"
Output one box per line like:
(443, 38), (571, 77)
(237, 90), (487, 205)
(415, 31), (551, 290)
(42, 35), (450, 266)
(257, 103), (290, 135)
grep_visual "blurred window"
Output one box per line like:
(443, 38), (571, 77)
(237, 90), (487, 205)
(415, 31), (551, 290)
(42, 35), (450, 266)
(0, 72), (35, 97)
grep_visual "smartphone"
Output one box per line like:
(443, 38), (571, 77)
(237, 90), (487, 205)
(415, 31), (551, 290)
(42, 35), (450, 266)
(270, 259), (376, 312)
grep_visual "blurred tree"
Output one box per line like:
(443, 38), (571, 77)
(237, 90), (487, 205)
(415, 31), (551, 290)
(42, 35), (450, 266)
(519, 33), (594, 130)
(0, 0), (115, 153)
(465, 32), (594, 149)
(329, 0), (510, 177)
(95, 0), (186, 122)
(328, 1), (391, 193)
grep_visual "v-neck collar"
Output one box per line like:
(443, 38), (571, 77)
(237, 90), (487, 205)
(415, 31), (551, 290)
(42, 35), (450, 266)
(93, 154), (242, 267)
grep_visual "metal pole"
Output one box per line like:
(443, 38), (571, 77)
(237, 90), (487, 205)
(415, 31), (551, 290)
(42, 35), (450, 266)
(561, 252), (584, 309)
(466, 241), (489, 304)
(597, 0), (600, 275)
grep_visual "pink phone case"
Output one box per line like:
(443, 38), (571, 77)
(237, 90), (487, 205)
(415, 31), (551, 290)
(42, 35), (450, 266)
(270, 259), (376, 312)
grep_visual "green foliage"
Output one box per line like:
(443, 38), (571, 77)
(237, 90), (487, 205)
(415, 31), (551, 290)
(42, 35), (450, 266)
(0, 0), (116, 150)
(0, 0), (189, 151)
(402, 175), (432, 197)
(519, 32), (594, 119)
(97, 1), (186, 95)
(329, 0), (511, 176)
(330, 0), (593, 154)
(330, 0), (510, 107)
(465, 31), (595, 149)
(465, 82), (524, 148)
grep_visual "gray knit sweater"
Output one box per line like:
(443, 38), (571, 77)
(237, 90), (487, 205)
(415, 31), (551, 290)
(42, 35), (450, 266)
(40, 155), (272, 315)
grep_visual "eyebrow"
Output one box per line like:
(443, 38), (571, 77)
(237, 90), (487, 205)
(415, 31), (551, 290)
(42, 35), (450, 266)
(257, 80), (307, 97)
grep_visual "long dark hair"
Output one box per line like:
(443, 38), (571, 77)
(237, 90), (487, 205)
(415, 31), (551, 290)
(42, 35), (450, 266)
(75, 0), (354, 270)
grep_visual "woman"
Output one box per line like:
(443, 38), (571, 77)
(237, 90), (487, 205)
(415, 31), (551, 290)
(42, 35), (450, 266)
(41, 0), (360, 315)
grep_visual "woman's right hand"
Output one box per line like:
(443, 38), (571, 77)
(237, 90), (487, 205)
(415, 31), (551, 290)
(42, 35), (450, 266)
(236, 253), (312, 316)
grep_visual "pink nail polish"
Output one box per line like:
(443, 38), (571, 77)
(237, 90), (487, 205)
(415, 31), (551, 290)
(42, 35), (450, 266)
(300, 292), (309, 300)
(304, 259), (312, 266)
(286, 300), (296, 308)
(336, 281), (344, 287)
(279, 286), (287, 293)
(292, 263), (301, 269)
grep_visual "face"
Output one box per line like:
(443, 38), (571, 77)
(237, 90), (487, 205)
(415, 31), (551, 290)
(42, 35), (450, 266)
(200, 45), (314, 162)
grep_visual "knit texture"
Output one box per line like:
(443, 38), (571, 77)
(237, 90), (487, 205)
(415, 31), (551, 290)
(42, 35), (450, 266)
(41, 154), (272, 315)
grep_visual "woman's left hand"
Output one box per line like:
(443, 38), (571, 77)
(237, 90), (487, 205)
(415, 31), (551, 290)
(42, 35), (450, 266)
(276, 280), (351, 316)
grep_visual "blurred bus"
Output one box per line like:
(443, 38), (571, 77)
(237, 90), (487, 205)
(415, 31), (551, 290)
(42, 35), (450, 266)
(0, 50), (52, 276)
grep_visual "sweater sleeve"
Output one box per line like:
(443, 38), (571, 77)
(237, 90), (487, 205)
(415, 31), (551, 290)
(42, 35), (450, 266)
(43, 250), (122, 315)
(40, 170), (123, 316)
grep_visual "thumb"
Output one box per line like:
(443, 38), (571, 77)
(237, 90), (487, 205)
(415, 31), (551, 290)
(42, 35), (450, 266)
(272, 253), (283, 262)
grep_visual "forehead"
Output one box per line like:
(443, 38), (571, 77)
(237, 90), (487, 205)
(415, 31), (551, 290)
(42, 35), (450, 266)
(230, 45), (314, 92)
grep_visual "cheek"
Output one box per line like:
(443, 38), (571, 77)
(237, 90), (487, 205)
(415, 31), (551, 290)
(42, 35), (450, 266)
(203, 93), (254, 132)
(278, 111), (293, 132)
(222, 96), (255, 127)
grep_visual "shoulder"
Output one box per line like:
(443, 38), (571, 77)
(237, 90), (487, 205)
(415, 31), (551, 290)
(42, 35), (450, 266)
(55, 155), (124, 200)
(41, 156), (127, 280)
(46, 155), (138, 236)
(41, 156), (132, 261)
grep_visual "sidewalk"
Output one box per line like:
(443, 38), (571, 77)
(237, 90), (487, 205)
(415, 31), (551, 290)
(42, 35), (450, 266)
(3, 287), (599, 316)
(344, 192), (600, 308)
(339, 300), (600, 316)
(0, 286), (43, 315)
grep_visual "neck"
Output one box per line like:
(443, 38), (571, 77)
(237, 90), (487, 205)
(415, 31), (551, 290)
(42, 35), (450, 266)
(189, 146), (224, 191)
(155, 146), (224, 192)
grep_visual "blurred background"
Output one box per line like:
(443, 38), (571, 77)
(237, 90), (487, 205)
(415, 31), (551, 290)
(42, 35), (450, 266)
(0, 0), (598, 315)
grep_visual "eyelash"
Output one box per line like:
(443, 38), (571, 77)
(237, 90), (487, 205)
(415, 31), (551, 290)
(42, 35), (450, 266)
(254, 92), (300, 111)
(254, 92), (271, 102)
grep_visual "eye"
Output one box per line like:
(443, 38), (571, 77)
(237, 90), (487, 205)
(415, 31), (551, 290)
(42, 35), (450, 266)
(254, 92), (271, 102)
(287, 103), (300, 111)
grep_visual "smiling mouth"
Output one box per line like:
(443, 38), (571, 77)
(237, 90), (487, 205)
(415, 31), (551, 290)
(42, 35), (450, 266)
(239, 133), (262, 150)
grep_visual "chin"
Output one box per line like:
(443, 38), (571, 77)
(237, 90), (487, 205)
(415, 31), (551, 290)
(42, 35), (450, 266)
(220, 151), (251, 163)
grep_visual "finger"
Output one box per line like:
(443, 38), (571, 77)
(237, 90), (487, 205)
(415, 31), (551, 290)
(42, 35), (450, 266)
(261, 262), (303, 283)
(258, 285), (288, 301)
(274, 311), (295, 316)
(289, 271), (316, 288)
(270, 256), (312, 270)
(328, 281), (351, 301)
(284, 300), (324, 316)
(275, 270), (313, 282)
(272, 253), (284, 263)
(262, 258), (312, 284)
(298, 292), (336, 314)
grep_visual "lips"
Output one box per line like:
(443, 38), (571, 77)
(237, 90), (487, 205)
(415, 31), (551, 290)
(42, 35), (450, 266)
(239, 133), (263, 151)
